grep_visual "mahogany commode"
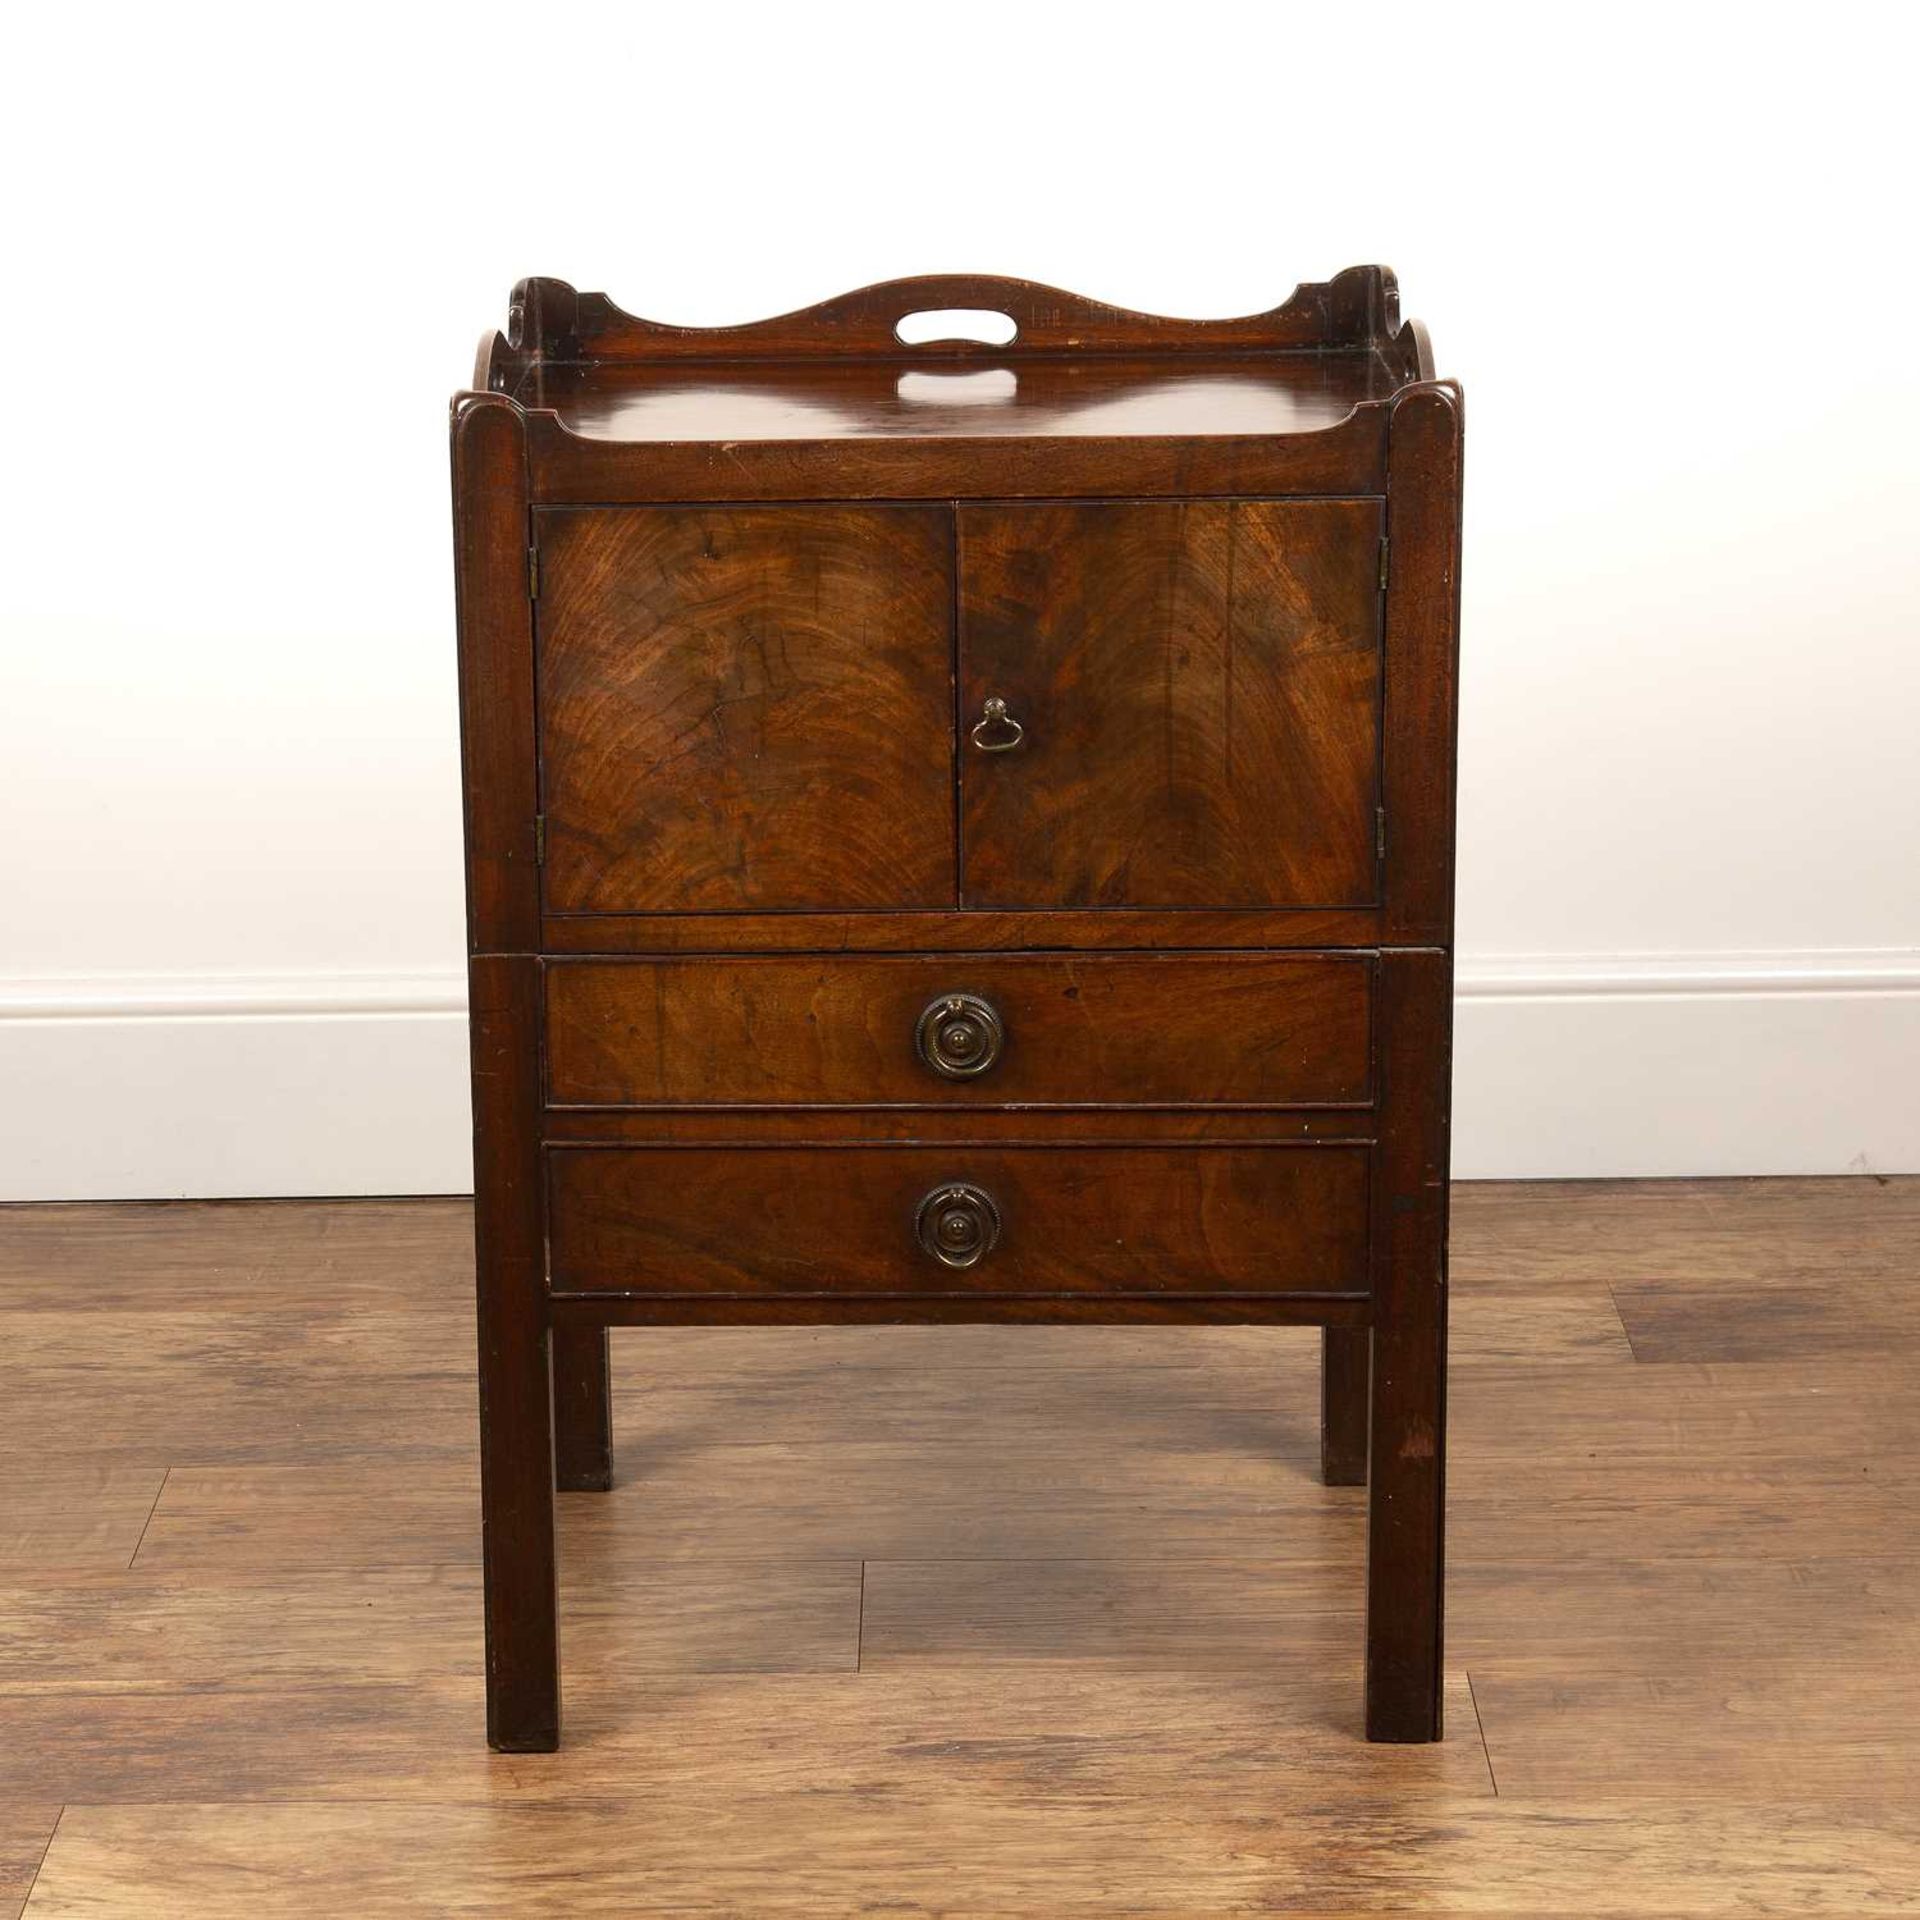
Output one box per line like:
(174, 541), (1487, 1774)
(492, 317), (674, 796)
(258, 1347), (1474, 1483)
(451, 269), (1463, 1749)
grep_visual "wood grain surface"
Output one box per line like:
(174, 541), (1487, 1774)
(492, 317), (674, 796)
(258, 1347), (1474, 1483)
(0, 1810), (58, 1920)
(24, 1795), (1920, 1916)
(489, 268), (1423, 505)
(958, 500), (1383, 908)
(544, 350), (1396, 445)
(6, 1177), (1918, 1913)
(538, 904), (1385, 954)
(468, 956), (558, 1749)
(545, 1143), (1370, 1298)
(524, 408), (1392, 506)
(449, 396), (538, 952)
(507, 266), (1410, 363)
(1380, 384), (1464, 943)
(544, 952), (1372, 1108)
(537, 505), (955, 914)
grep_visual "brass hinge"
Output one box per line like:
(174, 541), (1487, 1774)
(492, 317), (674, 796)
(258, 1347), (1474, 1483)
(527, 546), (540, 600)
(1376, 807), (1388, 861)
(1378, 537), (1390, 591)
(533, 815), (546, 865)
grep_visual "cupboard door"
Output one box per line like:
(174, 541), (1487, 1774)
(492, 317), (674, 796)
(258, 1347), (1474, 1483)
(538, 506), (954, 913)
(958, 501), (1382, 908)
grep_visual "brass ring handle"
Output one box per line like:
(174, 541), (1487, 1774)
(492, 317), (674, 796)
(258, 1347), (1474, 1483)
(970, 697), (1025, 753)
(915, 993), (1005, 1079)
(915, 1183), (1002, 1270)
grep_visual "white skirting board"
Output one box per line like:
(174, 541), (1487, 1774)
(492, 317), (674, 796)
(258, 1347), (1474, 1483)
(1452, 953), (1920, 1180)
(0, 976), (476, 1203)
(2, 954), (1916, 1199)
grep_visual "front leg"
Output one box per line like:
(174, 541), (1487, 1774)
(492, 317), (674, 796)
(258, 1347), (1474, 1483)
(1362, 951), (1449, 1742)
(471, 955), (561, 1751)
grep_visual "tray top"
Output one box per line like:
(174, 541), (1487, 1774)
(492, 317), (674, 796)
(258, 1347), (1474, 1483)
(517, 352), (1401, 444)
(470, 270), (1437, 447)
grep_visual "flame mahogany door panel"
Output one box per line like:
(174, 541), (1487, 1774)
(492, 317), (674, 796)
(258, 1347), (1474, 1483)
(537, 504), (956, 914)
(957, 500), (1384, 909)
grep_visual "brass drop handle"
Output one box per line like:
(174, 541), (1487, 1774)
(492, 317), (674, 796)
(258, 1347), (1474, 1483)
(915, 1183), (1002, 1270)
(970, 696), (1025, 752)
(915, 992), (1005, 1079)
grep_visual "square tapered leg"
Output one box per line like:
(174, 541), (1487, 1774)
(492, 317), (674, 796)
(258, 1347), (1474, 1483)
(1363, 950), (1449, 1742)
(471, 955), (561, 1752)
(1320, 1328), (1370, 1486)
(553, 1324), (613, 1491)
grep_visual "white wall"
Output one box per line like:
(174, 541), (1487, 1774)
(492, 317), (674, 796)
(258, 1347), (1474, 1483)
(4, 2), (1917, 1198)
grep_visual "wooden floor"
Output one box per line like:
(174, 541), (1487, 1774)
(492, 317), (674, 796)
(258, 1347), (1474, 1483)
(1, 1178), (1917, 1914)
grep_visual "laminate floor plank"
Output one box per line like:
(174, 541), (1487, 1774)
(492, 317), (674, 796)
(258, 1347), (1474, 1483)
(129, 1460), (480, 1572)
(1470, 1657), (1920, 1801)
(1451, 1553), (1920, 1665)
(0, 1310), (475, 1464)
(862, 1558), (1362, 1667)
(1447, 1276), (1635, 1365)
(130, 1449), (1365, 1573)
(0, 1199), (474, 1310)
(1452, 1466), (1918, 1563)
(0, 1560), (860, 1695)
(857, 1546), (1920, 1683)
(1696, 1171), (1920, 1244)
(1458, 1550), (1920, 1800)
(0, 1309), (470, 1375)
(611, 1354), (1326, 1458)
(1447, 1357), (1920, 1467)
(26, 1795), (1920, 1915)
(609, 1322), (1311, 1373)
(1454, 1174), (1920, 1286)
(865, 1549), (1920, 1684)
(1612, 1274), (1920, 1363)
(0, 1667), (1485, 1808)
(1448, 1177), (1729, 1283)
(0, 1468), (165, 1575)
(0, 1808), (59, 1920)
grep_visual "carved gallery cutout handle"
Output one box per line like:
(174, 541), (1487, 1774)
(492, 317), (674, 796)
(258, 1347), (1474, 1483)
(894, 307), (1019, 348)
(970, 697), (1025, 753)
(915, 1183), (1003, 1270)
(915, 992), (1005, 1079)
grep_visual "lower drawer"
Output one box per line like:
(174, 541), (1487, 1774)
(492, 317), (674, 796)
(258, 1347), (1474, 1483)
(546, 1144), (1368, 1297)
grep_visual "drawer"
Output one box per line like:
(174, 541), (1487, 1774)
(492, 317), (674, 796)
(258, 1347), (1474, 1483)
(545, 953), (1371, 1108)
(546, 1144), (1368, 1297)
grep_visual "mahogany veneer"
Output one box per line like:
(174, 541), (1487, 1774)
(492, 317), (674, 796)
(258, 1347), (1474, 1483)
(451, 268), (1463, 1750)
